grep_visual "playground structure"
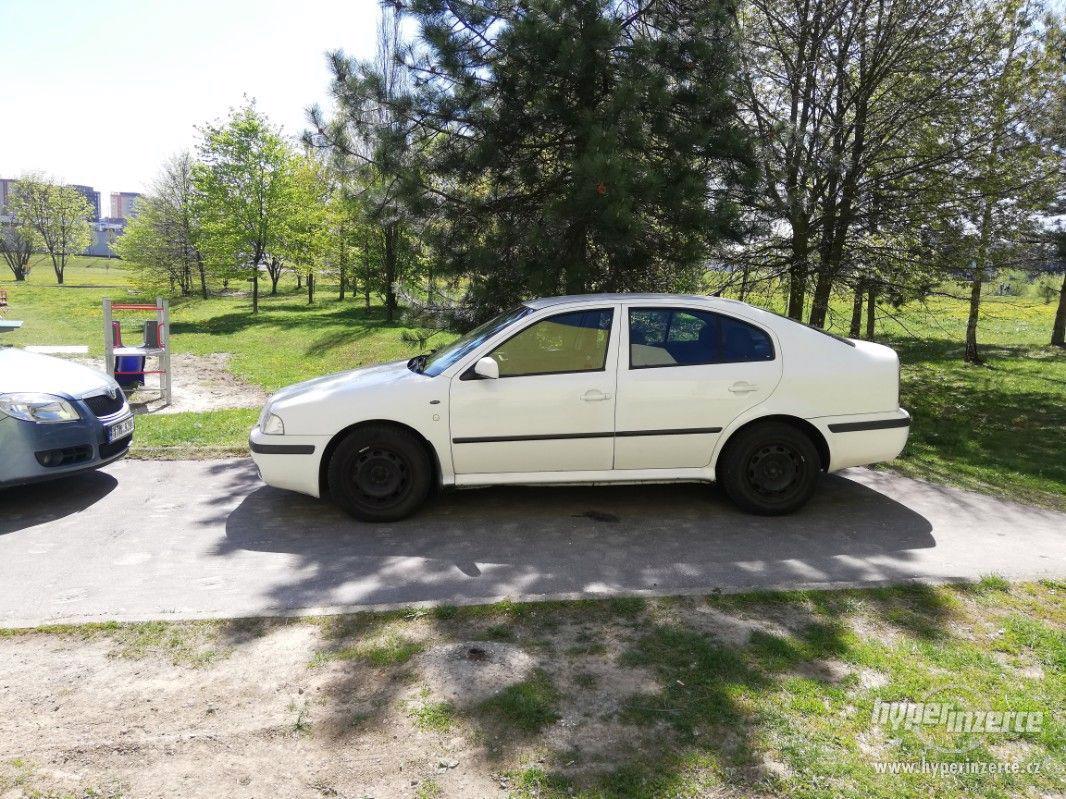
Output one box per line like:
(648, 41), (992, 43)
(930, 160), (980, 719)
(0, 289), (24, 336)
(103, 298), (172, 405)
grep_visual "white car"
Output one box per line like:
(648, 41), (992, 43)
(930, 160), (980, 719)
(249, 293), (910, 520)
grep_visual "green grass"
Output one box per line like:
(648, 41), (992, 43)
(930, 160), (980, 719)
(881, 298), (1066, 507)
(309, 632), (424, 668)
(479, 669), (561, 734)
(3, 258), (1063, 506)
(408, 688), (457, 732)
(129, 408), (259, 458)
(1, 257), (452, 386)
(0, 618), (224, 667)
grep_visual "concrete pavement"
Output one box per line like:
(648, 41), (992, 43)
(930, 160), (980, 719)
(0, 458), (1063, 627)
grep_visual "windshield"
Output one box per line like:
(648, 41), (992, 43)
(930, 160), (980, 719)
(420, 305), (534, 377)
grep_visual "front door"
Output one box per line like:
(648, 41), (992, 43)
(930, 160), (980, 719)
(614, 306), (782, 469)
(449, 306), (618, 475)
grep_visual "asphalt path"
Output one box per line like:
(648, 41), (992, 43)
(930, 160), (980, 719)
(1, 458), (1063, 627)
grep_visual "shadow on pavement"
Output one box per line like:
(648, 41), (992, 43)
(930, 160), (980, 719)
(0, 470), (118, 536)
(218, 474), (935, 609)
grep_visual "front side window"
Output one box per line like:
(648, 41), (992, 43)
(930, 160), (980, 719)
(489, 308), (613, 377)
(628, 308), (774, 368)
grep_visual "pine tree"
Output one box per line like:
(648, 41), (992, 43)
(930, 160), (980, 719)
(318, 0), (755, 318)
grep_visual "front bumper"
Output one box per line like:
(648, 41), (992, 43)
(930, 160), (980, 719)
(248, 425), (328, 498)
(0, 406), (133, 488)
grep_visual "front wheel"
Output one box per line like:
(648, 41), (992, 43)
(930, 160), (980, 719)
(327, 424), (433, 522)
(718, 422), (821, 515)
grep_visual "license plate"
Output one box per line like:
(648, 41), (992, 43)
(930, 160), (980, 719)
(107, 415), (135, 443)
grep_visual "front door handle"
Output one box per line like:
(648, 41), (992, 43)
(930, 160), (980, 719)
(729, 381), (758, 394)
(581, 390), (612, 402)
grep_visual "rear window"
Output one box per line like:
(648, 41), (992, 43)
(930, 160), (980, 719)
(628, 308), (774, 368)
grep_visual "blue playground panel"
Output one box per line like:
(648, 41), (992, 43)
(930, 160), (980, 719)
(115, 355), (146, 388)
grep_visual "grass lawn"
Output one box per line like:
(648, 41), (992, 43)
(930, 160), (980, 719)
(2, 257), (1064, 506)
(836, 294), (1066, 509)
(1, 580), (1062, 797)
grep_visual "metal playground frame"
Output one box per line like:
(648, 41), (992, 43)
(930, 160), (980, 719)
(103, 298), (172, 405)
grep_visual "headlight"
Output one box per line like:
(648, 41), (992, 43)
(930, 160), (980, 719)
(261, 413), (285, 435)
(0, 393), (81, 423)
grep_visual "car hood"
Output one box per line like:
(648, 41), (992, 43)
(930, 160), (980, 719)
(0, 348), (120, 398)
(269, 359), (416, 406)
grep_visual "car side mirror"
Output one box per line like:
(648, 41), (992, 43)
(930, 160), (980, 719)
(473, 356), (499, 379)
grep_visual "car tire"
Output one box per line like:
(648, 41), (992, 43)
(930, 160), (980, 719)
(717, 422), (821, 515)
(327, 424), (433, 522)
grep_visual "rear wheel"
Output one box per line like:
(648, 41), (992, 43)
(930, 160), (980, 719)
(327, 424), (433, 522)
(718, 422), (821, 515)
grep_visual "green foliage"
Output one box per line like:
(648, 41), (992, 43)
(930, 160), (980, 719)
(8, 175), (92, 284)
(192, 102), (296, 311)
(114, 153), (206, 298)
(320, 0), (754, 318)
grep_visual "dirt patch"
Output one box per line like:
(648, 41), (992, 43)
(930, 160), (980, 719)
(417, 641), (536, 707)
(0, 616), (677, 799)
(76, 352), (267, 414)
(0, 624), (505, 799)
(794, 658), (852, 684)
(681, 603), (796, 646)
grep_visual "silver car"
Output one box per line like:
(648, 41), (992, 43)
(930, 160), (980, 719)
(0, 348), (134, 487)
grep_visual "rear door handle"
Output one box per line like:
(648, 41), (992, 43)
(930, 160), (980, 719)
(729, 381), (758, 394)
(581, 390), (612, 401)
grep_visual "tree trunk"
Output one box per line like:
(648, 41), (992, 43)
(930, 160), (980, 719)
(364, 237), (372, 309)
(787, 219), (809, 319)
(197, 252), (208, 299)
(307, 271), (314, 304)
(849, 281), (864, 338)
(54, 256), (64, 285)
(383, 223), (398, 322)
(182, 256), (192, 296)
(865, 285), (876, 340)
(964, 272), (983, 363)
(1052, 271), (1066, 347)
(338, 227), (347, 301)
(808, 270), (834, 329)
(296, 272), (302, 290)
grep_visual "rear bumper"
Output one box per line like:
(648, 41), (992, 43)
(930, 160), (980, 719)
(248, 426), (327, 498)
(0, 410), (133, 488)
(809, 409), (911, 472)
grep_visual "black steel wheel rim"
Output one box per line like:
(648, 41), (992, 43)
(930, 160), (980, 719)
(351, 446), (410, 506)
(745, 443), (804, 497)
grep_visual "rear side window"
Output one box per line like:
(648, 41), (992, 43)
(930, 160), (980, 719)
(490, 308), (613, 377)
(628, 308), (774, 368)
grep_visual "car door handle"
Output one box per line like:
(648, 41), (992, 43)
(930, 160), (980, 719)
(581, 390), (612, 401)
(728, 381), (758, 394)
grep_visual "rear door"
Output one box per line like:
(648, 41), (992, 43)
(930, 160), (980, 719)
(614, 305), (781, 469)
(449, 306), (619, 475)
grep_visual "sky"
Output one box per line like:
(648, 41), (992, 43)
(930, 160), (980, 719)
(0, 0), (382, 202)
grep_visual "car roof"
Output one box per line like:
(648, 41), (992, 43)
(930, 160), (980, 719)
(523, 293), (740, 310)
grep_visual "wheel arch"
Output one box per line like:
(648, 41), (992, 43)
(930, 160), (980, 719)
(318, 419), (444, 499)
(714, 414), (830, 473)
